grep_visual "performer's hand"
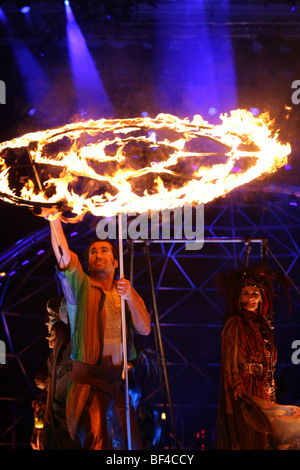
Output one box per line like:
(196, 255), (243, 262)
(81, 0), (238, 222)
(31, 206), (60, 220)
(234, 384), (246, 400)
(116, 278), (151, 336)
(115, 278), (133, 301)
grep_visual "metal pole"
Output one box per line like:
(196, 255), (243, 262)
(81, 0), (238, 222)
(128, 240), (134, 285)
(144, 241), (178, 449)
(261, 238), (268, 265)
(244, 236), (251, 267)
(127, 239), (173, 447)
(128, 240), (172, 447)
(118, 214), (131, 450)
(146, 279), (172, 449)
(132, 237), (268, 245)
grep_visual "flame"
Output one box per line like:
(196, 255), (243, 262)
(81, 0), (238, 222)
(0, 109), (291, 222)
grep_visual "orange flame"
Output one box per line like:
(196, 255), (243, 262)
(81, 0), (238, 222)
(0, 109), (291, 222)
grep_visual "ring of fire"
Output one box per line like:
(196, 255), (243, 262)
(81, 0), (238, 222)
(0, 109), (291, 223)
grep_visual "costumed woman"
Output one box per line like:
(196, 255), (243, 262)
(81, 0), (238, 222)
(216, 265), (300, 450)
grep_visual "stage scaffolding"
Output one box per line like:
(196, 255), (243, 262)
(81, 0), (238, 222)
(0, 189), (300, 449)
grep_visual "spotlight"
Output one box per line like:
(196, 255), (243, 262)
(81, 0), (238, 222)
(249, 107), (260, 116)
(208, 107), (217, 116)
(21, 6), (30, 14)
(17, 1), (31, 13)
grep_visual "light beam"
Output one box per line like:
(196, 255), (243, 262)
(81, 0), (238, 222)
(65, 2), (114, 118)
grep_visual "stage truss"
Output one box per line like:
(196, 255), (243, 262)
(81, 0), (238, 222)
(0, 186), (300, 449)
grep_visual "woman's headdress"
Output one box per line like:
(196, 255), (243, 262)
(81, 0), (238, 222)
(216, 264), (291, 323)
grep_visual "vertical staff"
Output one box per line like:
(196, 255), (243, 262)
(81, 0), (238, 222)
(118, 213), (132, 450)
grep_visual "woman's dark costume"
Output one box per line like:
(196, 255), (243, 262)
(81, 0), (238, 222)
(216, 266), (300, 450)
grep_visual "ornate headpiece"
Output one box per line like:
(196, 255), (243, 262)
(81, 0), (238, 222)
(241, 277), (263, 291)
(216, 264), (291, 323)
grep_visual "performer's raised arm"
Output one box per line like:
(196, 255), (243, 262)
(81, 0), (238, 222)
(39, 209), (71, 270)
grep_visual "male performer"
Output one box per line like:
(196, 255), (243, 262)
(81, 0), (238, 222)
(38, 209), (151, 450)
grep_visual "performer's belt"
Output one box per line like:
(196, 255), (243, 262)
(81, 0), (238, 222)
(241, 362), (264, 376)
(70, 358), (122, 386)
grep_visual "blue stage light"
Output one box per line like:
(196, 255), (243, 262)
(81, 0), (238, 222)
(152, 0), (237, 119)
(20, 6), (31, 14)
(250, 107), (260, 116)
(17, 1), (32, 13)
(208, 107), (217, 116)
(65, 1), (113, 117)
(0, 6), (50, 114)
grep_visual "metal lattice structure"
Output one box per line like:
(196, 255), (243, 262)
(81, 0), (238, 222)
(0, 185), (300, 449)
